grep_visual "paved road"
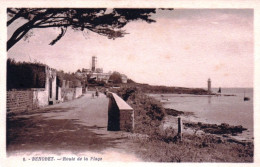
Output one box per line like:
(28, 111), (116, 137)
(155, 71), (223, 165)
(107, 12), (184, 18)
(7, 91), (142, 161)
(42, 91), (109, 127)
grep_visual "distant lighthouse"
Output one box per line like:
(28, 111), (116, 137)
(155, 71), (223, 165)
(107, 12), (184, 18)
(208, 78), (212, 94)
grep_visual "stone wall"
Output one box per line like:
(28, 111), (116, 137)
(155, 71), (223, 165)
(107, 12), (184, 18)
(7, 89), (51, 113)
(7, 86), (80, 113)
(75, 87), (82, 98)
(7, 66), (58, 113)
(56, 87), (62, 102)
(6, 66), (84, 113)
(61, 88), (74, 101)
(32, 89), (48, 107)
(107, 95), (120, 131)
(119, 109), (134, 131)
(107, 92), (134, 132)
(61, 87), (82, 101)
(45, 67), (57, 104)
(7, 90), (34, 113)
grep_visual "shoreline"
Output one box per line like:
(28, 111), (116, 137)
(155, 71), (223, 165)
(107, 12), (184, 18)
(163, 108), (253, 143)
(111, 86), (254, 162)
(147, 92), (253, 142)
(150, 92), (236, 97)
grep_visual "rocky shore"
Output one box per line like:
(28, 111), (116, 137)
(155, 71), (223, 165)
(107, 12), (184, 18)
(184, 122), (247, 136)
(111, 86), (253, 162)
(165, 108), (247, 136)
(133, 108), (254, 162)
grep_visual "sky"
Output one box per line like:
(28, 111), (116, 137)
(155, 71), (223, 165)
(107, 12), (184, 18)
(7, 9), (254, 88)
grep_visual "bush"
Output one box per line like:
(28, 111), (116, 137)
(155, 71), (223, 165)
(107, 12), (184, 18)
(56, 71), (82, 88)
(7, 59), (46, 90)
(109, 71), (122, 84)
(125, 83), (209, 94)
(111, 85), (166, 135)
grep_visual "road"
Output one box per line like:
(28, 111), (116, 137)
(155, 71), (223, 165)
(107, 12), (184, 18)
(7, 91), (142, 161)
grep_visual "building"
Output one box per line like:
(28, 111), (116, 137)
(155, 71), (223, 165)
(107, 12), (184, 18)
(121, 74), (127, 84)
(96, 68), (103, 73)
(76, 56), (127, 84)
(91, 72), (111, 83)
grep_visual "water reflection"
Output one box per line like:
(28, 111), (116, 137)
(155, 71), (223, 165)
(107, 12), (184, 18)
(208, 96), (212, 104)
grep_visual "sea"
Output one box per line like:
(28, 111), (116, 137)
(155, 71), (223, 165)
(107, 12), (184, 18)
(149, 88), (254, 141)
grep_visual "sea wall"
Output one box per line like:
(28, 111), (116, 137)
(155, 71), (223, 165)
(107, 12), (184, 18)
(107, 92), (134, 132)
(110, 86), (165, 135)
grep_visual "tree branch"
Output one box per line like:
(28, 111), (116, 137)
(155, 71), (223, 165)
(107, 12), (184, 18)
(49, 27), (67, 45)
(7, 9), (24, 26)
(7, 8), (158, 51)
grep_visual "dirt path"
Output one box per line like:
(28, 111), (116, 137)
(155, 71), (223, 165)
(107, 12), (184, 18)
(7, 91), (142, 161)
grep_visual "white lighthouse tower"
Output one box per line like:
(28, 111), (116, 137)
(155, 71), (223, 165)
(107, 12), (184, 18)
(207, 78), (212, 94)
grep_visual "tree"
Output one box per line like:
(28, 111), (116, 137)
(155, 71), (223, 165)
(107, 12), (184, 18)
(7, 58), (46, 89)
(109, 71), (122, 84)
(127, 78), (136, 84)
(7, 8), (156, 51)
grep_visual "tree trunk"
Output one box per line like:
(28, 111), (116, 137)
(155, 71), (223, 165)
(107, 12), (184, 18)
(7, 21), (33, 51)
(7, 29), (30, 51)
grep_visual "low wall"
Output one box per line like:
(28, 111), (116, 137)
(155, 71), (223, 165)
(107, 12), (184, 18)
(75, 87), (82, 98)
(107, 92), (134, 132)
(61, 87), (82, 101)
(7, 89), (50, 113)
(61, 88), (74, 101)
(83, 87), (88, 94)
(7, 90), (34, 113)
(7, 87), (82, 113)
(32, 89), (48, 107)
(57, 87), (62, 102)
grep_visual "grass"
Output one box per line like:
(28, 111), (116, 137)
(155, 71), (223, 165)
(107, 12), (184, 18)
(110, 85), (166, 135)
(111, 85), (254, 162)
(133, 133), (254, 162)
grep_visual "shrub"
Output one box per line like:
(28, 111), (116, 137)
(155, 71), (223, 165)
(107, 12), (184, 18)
(7, 59), (46, 89)
(109, 71), (122, 84)
(111, 85), (166, 135)
(56, 70), (82, 88)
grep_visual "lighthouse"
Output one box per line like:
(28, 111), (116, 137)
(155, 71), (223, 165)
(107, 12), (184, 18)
(207, 78), (212, 94)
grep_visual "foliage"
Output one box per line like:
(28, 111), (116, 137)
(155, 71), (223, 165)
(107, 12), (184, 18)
(7, 58), (46, 90)
(134, 133), (253, 162)
(127, 78), (136, 84)
(126, 83), (209, 94)
(56, 71), (82, 88)
(109, 71), (122, 84)
(7, 8), (157, 51)
(111, 85), (166, 135)
(96, 80), (106, 86)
